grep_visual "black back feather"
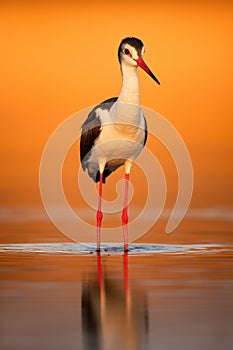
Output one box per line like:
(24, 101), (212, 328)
(80, 97), (118, 183)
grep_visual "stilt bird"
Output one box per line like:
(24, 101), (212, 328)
(80, 37), (160, 252)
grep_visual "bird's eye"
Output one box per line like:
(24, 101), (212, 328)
(124, 48), (130, 55)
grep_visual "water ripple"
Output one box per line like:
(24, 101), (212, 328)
(0, 243), (232, 255)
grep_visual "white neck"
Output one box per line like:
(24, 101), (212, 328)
(118, 63), (140, 105)
(111, 63), (140, 126)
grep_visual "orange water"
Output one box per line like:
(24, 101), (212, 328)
(1, 250), (233, 349)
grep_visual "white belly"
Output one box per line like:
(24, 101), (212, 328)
(89, 120), (145, 166)
(84, 104), (147, 177)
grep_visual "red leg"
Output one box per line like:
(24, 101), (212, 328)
(122, 173), (129, 252)
(96, 172), (103, 252)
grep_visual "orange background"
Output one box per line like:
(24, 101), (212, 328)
(0, 1), (232, 241)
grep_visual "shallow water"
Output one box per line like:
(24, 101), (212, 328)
(0, 242), (233, 255)
(1, 243), (233, 350)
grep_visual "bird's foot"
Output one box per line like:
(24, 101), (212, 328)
(124, 243), (129, 252)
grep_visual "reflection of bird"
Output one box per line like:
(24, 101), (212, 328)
(80, 37), (160, 252)
(81, 253), (148, 350)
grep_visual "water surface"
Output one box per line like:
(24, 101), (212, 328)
(1, 243), (233, 350)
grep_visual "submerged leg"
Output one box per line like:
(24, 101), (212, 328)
(96, 172), (103, 252)
(122, 173), (130, 252)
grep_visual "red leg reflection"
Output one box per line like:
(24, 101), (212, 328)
(123, 251), (129, 293)
(97, 252), (103, 292)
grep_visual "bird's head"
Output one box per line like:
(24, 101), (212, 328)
(118, 37), (160, 85)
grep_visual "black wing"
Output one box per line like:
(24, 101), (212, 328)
(80, 110), (101, 167)
(143, 114), (148, 146)
(80, 97), (118, 182)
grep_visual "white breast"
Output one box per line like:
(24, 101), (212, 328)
(88, 107), (146, 167)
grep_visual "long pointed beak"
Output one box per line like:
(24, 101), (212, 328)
(134, 57), (160, 85)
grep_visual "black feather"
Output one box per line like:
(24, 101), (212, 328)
(143, 116), (148, 146)
(80, 97), (118, 183)
(80, 96), (147, 183)
(118, 37), (144, 63)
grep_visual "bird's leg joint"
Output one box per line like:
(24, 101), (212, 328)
(122, 207), (128, 225)
(96, 210), (103, 225)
